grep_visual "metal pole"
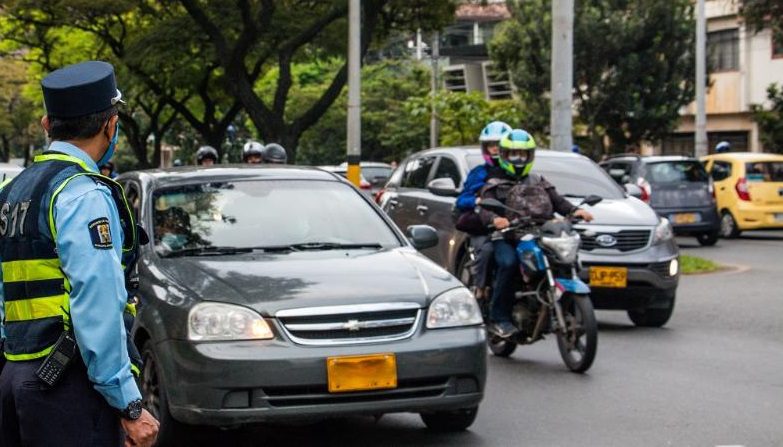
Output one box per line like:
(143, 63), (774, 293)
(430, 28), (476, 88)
(416, 28), (423, 61)
(695, 0), (708, 157)
(550, 0), (574, 152)
(346, 0), (361, 186)
(430, 31), (440, 149)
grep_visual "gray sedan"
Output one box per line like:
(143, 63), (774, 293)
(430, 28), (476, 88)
(117, 166), (486, 443)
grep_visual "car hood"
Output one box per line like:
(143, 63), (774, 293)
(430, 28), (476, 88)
(568, 196), (659, 226)
(150, 248), (460, 316)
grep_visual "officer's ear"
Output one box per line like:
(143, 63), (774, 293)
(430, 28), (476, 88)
(41, 115), (51, 133)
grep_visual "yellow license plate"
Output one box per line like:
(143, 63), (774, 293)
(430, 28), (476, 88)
(327, 353), (397, 393)
(589, 266), (628, 288)
(672, 213), (698, 224)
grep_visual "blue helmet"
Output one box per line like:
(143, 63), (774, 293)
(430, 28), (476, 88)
(479, 121), (512, 142)
(715, 141), (731, 153)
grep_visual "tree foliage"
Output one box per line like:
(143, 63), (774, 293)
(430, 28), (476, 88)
(0, 59), (41, 163)
(751, 83), (783, 153)
(741, 0), (783, 34)
(490, 0), (696, 155)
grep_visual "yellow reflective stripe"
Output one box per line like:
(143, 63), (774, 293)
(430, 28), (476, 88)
(4, 294), (69, 322)
(4, 345), (54, 361)
(130, 364), (140, 377)
(124, 302), (137, 317)
(34, 153), (94, 173)
(0, 177), (13, 190)
(1, 258), (64, 282)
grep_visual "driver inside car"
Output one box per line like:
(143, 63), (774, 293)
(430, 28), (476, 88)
(477, 129), (593, 338)
(155, 206), (193, 252)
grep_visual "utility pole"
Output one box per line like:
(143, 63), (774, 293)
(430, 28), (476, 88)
(346, 0), (361, 186)
(550, 0), (574, 152)
(430, 31), (440, 149)
(695, 0), (708, 157)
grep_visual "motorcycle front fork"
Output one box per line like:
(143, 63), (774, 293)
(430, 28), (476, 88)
(543, 257), (568, 335)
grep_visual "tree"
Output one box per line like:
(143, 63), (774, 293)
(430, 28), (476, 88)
(0, 59), (40, 163)
(490, 0), (696, 155)
(751, 84), (783, 153)
(741, 0), (783, 34)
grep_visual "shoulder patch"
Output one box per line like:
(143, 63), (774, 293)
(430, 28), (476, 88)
(88, 217), (113, 249)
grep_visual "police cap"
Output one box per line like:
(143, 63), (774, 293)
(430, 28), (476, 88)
(41, 61), (124, 118)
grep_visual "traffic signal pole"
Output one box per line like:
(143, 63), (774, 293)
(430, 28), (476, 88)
(346, 0), (362, 186)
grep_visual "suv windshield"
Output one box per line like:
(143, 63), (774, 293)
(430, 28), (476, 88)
(152, 180), (400, 256)
(646, 161), (709, 184)
(745, 161), (783, 182)
(535, 155), (625, 199)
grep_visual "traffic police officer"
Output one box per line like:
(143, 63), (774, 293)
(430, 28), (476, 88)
(0, 61), (159, 446)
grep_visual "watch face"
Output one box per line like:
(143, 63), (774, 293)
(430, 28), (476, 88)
(126, 400), (143, 419)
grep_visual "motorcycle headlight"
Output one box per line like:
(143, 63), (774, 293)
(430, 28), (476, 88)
(541, 231), (581, 264)
(653, 218), (673, 244)
(426, 287), (483, 329)
(188, 302), (274, 341)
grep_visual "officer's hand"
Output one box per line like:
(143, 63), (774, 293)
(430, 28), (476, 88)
(121, 409), (159, 447)
(493, 217), (510, 229)
(574, 209), (594, 222)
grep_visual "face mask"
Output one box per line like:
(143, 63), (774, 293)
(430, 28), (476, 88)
(98, 121), (119, 167)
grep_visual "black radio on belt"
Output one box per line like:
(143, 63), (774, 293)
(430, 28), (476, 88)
(35, 331), (78, 387)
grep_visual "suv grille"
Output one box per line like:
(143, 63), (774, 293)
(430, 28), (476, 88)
(578, 229), (651, 252)
(276, 303), (421, 346)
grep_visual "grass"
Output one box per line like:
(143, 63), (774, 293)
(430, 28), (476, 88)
(680, 254), (722, 275)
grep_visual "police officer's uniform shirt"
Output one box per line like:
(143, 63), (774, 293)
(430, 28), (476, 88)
(0, 141), (141, 411)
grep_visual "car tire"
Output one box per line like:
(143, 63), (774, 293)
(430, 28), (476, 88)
(627, 294), (676, 328)
(719, 211), (741, 239)
(140, 341), (193, 446)
(420, 406), (479, 432)
(696, 231), (719, 246)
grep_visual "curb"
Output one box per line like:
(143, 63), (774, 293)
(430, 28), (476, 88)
(681, 262), (750, 276)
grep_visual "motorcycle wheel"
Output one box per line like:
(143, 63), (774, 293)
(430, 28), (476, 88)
(556, 294), (598, 373)
(488, 334), (517, 357)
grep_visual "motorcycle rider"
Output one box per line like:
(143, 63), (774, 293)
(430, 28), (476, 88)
(478, 129), (594, 338)
(454, 121), (511, 299)
(196, 145), (219, 166)
(262, 143), (288, 164)
(715, 141), (731, 153)
(243, 140), (264, 164)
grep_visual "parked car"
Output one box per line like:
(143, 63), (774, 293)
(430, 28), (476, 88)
(378, 148), (680, 328)
(599, 155), (721, 246)
(701, 152), (783, 237)
(0, 163), (24, 181)
(117, 165), (486, 442)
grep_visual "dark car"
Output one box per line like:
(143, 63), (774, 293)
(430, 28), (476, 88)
(599, 155), (721, 246)
(378, 148), (680, 328)
(117, 166), (486, 442)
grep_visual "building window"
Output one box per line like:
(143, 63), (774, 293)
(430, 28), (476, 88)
(661, 131), (749, 155)
(773, 30), (783, 58)
(707, 29), (739, 71)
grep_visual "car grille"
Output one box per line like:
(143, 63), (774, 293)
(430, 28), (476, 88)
(276, 303), (421, 346)
(578, 229), (652, 252)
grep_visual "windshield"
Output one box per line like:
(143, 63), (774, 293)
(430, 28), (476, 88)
(152, 180), (400, 256)
(533, 155), (625, 199)
(745, 162), (783, 182)
(646, 161), (709, 184)
(362, 166), (392, 182)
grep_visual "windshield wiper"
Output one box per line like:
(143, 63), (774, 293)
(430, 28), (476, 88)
(160, 246), (253, 258)
(287, 242), (383, 251)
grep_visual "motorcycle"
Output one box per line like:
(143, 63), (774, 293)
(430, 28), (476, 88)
(471, 195), (602, 373)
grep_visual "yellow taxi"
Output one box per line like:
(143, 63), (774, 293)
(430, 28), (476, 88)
(701, 152), (783, 237)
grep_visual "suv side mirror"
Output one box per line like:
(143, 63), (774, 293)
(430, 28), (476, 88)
(624, 183), (643, 199)
(406, 225), (439, 250)
(427, 177), (459, 197)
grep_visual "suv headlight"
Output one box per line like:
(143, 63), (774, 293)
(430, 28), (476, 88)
(653, 218), (673, 244)
(426, 287), (483, 329)
(540, 232), (581, 264)
(188, 302), (274, 341)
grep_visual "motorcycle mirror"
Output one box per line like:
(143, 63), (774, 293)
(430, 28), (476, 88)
(580, 195), (603, 207)
(477, 198), (507, 214)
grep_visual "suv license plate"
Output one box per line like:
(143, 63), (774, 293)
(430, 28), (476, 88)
(327, 353), (397, 393)
(589, 266), (628, 288)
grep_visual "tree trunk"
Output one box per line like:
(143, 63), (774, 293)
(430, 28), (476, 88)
(1, 135), (10, 163)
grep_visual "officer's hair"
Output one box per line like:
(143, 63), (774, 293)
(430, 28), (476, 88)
(47, 106), (119, 141)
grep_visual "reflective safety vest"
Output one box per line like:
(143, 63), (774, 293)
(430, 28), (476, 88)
(0, 153), (140, 375)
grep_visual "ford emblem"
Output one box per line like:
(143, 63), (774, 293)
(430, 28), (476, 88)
(595, 234), (618, 247)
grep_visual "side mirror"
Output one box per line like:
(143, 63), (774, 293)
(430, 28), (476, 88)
(137, 225), (150, 246)
(427, 177), (459, 197)
(477, 198), (507, 214)
(607, 168), (625, 184)
(580, 195), (603, 207)
(624, 183), (643, 199)
(406, 225), (439, 250)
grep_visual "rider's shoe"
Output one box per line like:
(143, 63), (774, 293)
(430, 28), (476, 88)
(489, 321), (518, 339)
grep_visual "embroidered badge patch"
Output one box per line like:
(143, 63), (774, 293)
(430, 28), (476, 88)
(88, 217), (113, 249)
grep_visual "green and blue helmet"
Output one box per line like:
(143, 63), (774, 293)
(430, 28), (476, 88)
(498, 129), (537, 177)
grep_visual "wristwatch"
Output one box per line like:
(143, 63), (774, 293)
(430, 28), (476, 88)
(121, 399), (143, 420)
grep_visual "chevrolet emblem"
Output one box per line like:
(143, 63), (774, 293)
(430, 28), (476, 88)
(344, 319), (361, 332)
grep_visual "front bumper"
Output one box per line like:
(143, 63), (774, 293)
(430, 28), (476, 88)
(655, 206), (720, 235)
(154, 324), (486, 426)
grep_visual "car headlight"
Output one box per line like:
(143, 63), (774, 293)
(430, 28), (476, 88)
(669, 258), (679, 276)
(188, 302), (274, 341)
(540, 232), (581, 264)
(653, 218), (673, 244)
(426, 287), (483, 329)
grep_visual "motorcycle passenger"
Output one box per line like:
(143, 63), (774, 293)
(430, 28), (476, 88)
(262, 143), (288, 164)
(196, 145), (219, 166)
(478, 129), (594, 338)
(243, 140), (264, 164)
(454, 121), (511, 299)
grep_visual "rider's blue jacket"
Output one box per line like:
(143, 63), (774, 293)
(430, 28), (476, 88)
(456, 165), (489, 211)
